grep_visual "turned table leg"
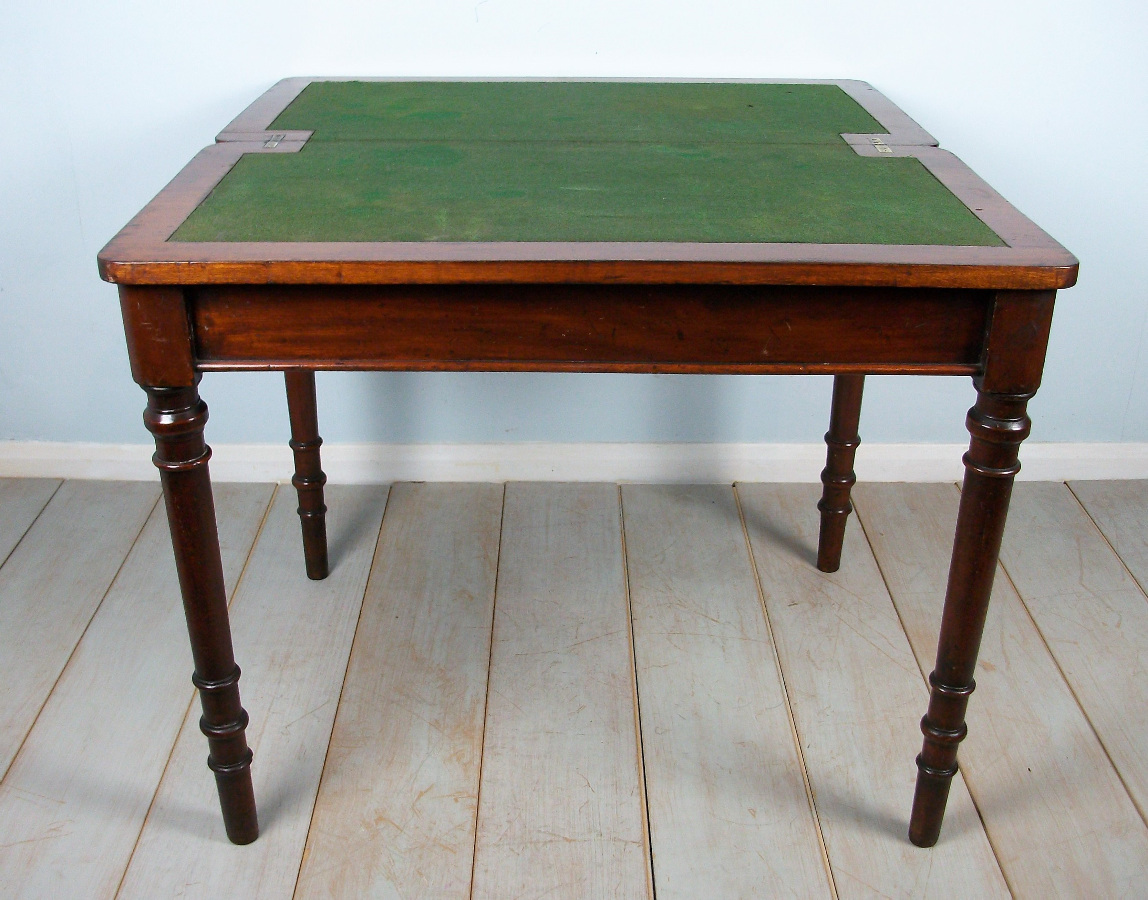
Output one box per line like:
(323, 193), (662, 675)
(145, 382), (258, 845)
(284, 370), (329, 580)
(817, 374), (865, 572)
(908, 384), (1032, 846)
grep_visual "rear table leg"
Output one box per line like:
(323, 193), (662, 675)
(285, 370), (329, 580)
(817, 374), (865, 572)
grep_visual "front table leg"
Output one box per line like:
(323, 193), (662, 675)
(144, 383), (259, 844)
(908, 384), (1032, 847)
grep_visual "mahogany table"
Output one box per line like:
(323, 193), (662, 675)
(98, 78), (1077, 848)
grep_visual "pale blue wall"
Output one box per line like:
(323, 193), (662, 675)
(2, 1), (1144, 446)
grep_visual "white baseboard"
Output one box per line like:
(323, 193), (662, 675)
(1, 441), (1146, 483)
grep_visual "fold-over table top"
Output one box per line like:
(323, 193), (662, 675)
(98, 79), (1077, 289)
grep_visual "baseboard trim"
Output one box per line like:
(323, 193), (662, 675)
(0, 441), (1145, 483)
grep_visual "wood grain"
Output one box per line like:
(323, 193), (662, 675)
(0, 481), (159, 778)
(855, 483), (1148, 895)
(0, 478), (59, 568)
(117, 484), (387, 900)
(737, 483), (1008, 898)
(190, 284), (990, 375)
(471, 483), (649, 900)
(118, 286), (196, 388)
(999, 482), (1148, 824)
(621, 484), (832, 898)
(0, 484), (272, 899)
(295, 483), (502, 898)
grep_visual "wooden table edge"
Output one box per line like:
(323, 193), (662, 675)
(99, 256), (1077, 290)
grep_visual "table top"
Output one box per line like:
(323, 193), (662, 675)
(99, 79), (1077, 290)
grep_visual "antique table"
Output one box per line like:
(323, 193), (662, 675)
(98, 79), (1077, 847)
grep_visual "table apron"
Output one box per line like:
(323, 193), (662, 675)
(188, 284), (991, 375)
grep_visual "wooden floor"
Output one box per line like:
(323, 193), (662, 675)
(2, 478), (1147, 898)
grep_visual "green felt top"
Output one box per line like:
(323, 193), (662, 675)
(171, 81), (1004, 247)
(268, 81), (886, 145)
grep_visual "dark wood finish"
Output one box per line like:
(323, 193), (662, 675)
(817, 374), (865, 572)
(191, 285), (990, 374)
(909, 385), (1031, 847)
(143, 379), (257, 845)
(978, 290), (1057, 394)
(119, 286), (196, 387)
(908, 289), (1056, 847)
(101, 81), (1076, 847)
(284, 370), (329, 580)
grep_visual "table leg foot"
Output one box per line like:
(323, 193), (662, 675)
(817, 374), (864, 572)
(145, 382), (259, 845)
(285, 370), (329, 580)
(909, 385), (1031, 847)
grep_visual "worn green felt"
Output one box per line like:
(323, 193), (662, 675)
(268, 81), (886, 145)
(171, 82), (1004, 246)
(173, 140), (1002, 245)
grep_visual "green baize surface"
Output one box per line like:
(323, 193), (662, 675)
(170, 81), (1004, 246)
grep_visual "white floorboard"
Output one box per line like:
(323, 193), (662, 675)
(0, 484), (273, 900)
(855, 483), (1148, 896)
(738, 483), (1009, 899)
(999, 483), (1148, 827)
(0, 481), (158, 778)
(296, 483), (502, 899)
(0, 478), (60, 568)
(1, 479), (1145, 899)
(1070, 479), (1148, 595)
(622, 484), (833, 898)
(116, 485), (388, 900)
(470, 484), (650, 900)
